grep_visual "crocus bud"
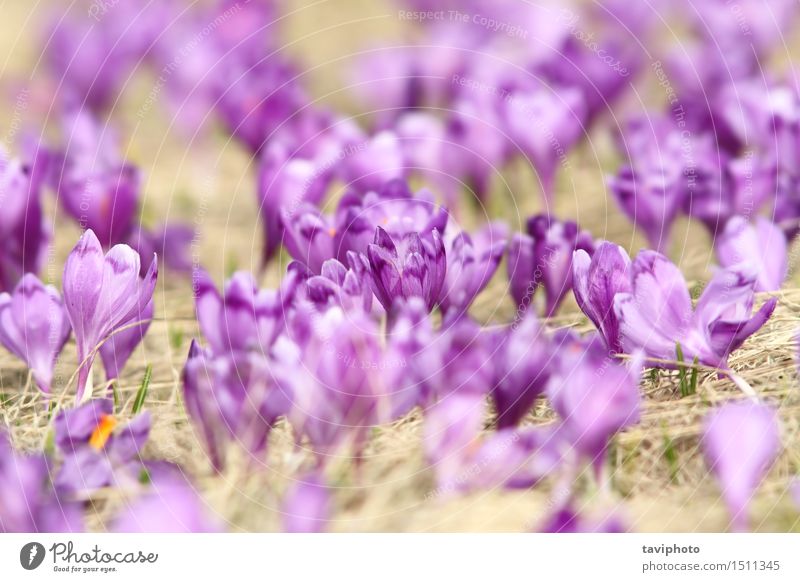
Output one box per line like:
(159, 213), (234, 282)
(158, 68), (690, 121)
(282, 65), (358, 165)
(508, 215), (594, 317)
(367, 227), (446, 312)
(572, 242), (632, 354)
(490, 313), (553, 429)
(703, 401), (781, 531)
(62, 230), (157, 401)
(0, 274), (71, 393)
(548, 335), (643, 470)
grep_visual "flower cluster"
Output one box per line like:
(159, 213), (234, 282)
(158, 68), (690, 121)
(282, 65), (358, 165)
(1, 0), (797, 535)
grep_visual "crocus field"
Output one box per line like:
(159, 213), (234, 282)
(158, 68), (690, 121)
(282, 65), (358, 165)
(1, 0), (800, 534)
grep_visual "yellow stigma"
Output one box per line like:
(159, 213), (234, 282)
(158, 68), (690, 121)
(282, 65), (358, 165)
(89, 415), (118, 450)
(328, 227), (337, 237)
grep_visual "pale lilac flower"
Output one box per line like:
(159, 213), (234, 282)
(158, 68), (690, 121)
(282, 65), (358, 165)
(50, 108), (140, 248)
(53, 398), (151, 496)
(282, 472), (331, 533)
(182, 341), (293, 472)
(703, 401), (781, 531)
(0, 431), (83, 532)
(62, 230), (157, 401)
(614, 251), (777, 369)
(715, 216), (788, 292)
(490, 314), (553, 429)
(507, 215), (594, 317)
(572, 242), (632, 353)
(547, 334), (643, 469)
(112, 473), (222, 533)
(0, 274), (71, 393)
(367, 227), (446, 312)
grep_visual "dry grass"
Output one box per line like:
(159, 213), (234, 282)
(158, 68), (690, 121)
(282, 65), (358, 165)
(1, 0), (800, 532)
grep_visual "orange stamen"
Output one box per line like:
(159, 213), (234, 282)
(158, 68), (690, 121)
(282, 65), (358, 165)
(89, 415), (118, 450)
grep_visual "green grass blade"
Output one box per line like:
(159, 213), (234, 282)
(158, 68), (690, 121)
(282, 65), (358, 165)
(132, 365), (153, 414)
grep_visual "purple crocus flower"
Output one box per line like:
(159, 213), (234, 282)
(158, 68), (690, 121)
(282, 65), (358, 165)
(303, 256), (375, 315)
(507, 215), (594, 317)
(182, 341), (293, 472)
(439, 226), (506, 316)
(0, 274), (71, 393)
(609, 116), (719, 250)
(0, 431), (83, 532)
(547, 334), (643, 471)
(340, 131), (406, 195)
(715, 216), (788, 293)
(50, 108), (140, 248)
(282, 472), (331, 533)
(444, 95), (510, 201)
(62, 230), (157, 402)
(703, 401), (781, 531)
(572, 242), (632, 353)
(335, 180), (448, 257)
(468, 425), (564, 491)
(0, 145), (50, 292)
(258, 142), (332, 265)
(502, 86), (587, 202)
(215, 57), (309, 154)
(194, 268), (298, 356)
(281, 204), (337, 274)
(112, 473), (222, 533)
(98, 298), (154, 381)
(490, 313), (553, 429)
(288, 307), (390, 462)
(53, 398), (151, 496)
(614, 251), (777, 369)
(367, 227), (446, 312)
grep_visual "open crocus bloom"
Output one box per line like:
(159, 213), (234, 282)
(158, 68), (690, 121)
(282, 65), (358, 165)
(703, 401), (781, 531)
(53, 398), (151, 496)
(0, 274), (71, 393)
(614, 250), (777, 369)
(367, 227), (446, 312)
(508, 214), (594, 317)
(62, 230), (157, 401)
